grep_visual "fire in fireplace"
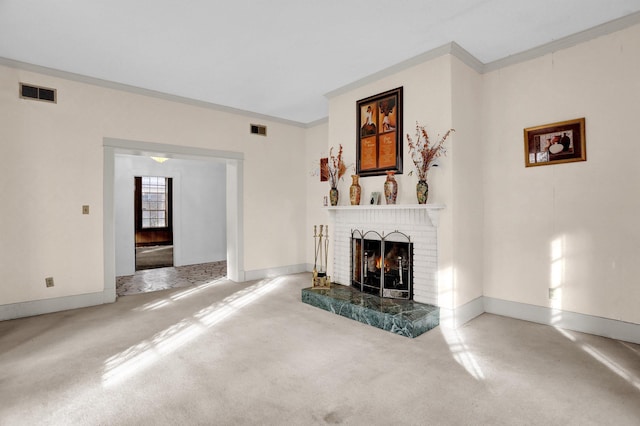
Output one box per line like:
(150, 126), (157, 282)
(351, 230), (413, 299)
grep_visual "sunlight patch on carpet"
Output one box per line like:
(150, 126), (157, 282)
(442, 327), (485, 381)
(554, 328), (640, 392)
(103, 277), (282, 387)
(135, 277), (227, 312)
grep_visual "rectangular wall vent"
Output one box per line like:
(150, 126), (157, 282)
(19, 83), (57, 103)
(250, 124), (267, 136)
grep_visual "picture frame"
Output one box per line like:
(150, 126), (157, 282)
(369, 192), (381, 205)
(319, 157), (328, 182)
(356, 87), (403, 177)
(524, 118), (586, 167)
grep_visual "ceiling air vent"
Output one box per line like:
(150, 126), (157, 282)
(19, 83), (57, 103)
(250, 124), (267, 136)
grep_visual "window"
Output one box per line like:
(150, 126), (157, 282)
(142, 176), (167, 228)
(138, 176), (171, 229)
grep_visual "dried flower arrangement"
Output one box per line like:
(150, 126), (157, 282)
(407, 122), (454, 181)
(327, 144), (347, 188)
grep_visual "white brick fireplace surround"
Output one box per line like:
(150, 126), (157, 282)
(327, 205), (444, 306)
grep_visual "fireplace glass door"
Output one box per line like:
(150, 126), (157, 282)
(351, 230), (413, 299)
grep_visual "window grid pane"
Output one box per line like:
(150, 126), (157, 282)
(141, 176), (168, 228)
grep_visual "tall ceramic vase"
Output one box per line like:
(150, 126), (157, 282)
(416, 180), (429, 204)
(329, 187), (339, 206)
(384, 171), (398, 205)
(349, 175), (361, 205)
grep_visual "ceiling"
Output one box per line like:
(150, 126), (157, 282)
(1, 0), (640, 125)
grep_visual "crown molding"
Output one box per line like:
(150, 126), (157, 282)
(324, 42), (462, 100)
(484, 10), (640, 73)
(3, 11), (639, 126)
(304, 116), (329, 128)
(326, 11), (640, 98)
(0, 57), (308, 128)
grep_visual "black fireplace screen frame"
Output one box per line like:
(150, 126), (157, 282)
(351, 229), (413, 300)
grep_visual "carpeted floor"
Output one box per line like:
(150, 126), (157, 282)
(1, 273), (639, 425)
(135, 245), (174, 270)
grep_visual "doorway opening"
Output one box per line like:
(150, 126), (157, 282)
(104, 138), (245, 302)
(134, 176), (174, 271)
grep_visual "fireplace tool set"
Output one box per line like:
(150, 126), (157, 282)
(312, 225), (331, 289)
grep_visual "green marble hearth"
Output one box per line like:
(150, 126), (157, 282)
(301, 284), (439, 338)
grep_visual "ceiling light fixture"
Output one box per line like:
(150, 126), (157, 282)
(151, 156), (169, 163)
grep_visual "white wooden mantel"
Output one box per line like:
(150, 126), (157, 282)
(325, 204), (445, 227)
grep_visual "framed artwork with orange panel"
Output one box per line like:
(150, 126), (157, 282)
(356, 87), (403, 177)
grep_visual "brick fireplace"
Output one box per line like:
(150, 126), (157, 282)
(301, 204), (443, 337)
(327, 205), (444, 306)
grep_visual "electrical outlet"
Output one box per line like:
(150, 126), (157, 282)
(549, 288), (558, 300)
(45, 277), (54, 288)
(82, 205), (90, 215)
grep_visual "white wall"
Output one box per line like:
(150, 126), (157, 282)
(0, 63), (307, 307)
(450, 56), (484, 308)
(304, 120), (330, 269)
(114, 155), (226, 276)
(326, 56), (454, 209)
(482, 23), (640, 325)
(177, 158), (226, 267)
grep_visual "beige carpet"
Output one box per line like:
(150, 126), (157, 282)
(1, 273), (639, 425)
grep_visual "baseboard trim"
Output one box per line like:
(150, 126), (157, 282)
(4, 279), (637, 345)
(484, 297), (640, 345)
(244, 264), (308, 282)
(440, 296), (485, 328)
(0, 290), (115, 321)
(442, 296), (640, 344)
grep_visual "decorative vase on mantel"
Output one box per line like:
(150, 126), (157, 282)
(384, 171), (398, 205)
(349, 175), (361, 205)
(416, 180), (429, 204)
(329, 187), (339, 206)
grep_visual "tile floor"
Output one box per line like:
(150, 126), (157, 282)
(116, 260), (227, 296)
